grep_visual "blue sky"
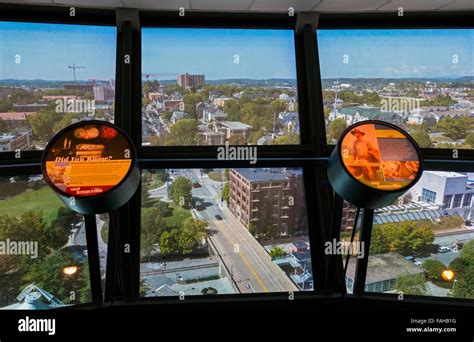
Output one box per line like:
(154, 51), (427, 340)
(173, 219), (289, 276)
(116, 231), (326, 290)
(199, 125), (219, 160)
(0, 22), (116, 80)
(318, 29), (473, 79)
(142, 28), (297, 80)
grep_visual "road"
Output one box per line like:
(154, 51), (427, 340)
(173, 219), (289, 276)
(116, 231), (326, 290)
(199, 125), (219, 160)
(413, 230), (474, 266)
(96, 215), (108, 274)
(178, 169), (298, 293)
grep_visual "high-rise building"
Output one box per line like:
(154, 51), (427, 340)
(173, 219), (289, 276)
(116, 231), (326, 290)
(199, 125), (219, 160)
(177, 73), (205, 88)
(228, 168), (307, 237)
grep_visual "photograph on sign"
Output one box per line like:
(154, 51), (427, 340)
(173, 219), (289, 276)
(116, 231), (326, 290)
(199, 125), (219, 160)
(340, 123), (420, 191)
(43, 122), (133, 197)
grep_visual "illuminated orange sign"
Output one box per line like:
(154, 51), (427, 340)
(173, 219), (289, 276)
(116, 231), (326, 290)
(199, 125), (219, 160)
(340, 122), (420, 191)
(43, 122), (133, 197)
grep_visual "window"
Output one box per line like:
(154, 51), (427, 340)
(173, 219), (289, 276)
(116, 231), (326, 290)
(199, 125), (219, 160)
(453, 194), (463, 208)
(317, 29), (474, 148)
(364, 170), (474, 300)
(444, 195), (453, 208)
(141, 28), (300, 146)
(421, 188), (436, 203)
(0, 175), (91, 309)
(463, 193), (472, 207)
(0, 22), (116, 151)
(140, 167), (312, 296)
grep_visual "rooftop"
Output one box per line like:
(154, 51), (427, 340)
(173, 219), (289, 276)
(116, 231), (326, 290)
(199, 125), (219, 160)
(219, 121), (252, 130)
(346, 252), (424, 284)
(233, 168), (303, 182)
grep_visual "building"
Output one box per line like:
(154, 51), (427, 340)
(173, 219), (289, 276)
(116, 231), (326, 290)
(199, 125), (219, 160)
(215, 121), (252, 142)
(13, 103), (48, 112)
(63, 83), (94, 93)
(228, 168), (307, 237)
(0, 112), (36, 128)
(93, 84), (115, 102)
(197, 124), (225, 145)
(411, 171), (474, 220)
(345, 252), (424, 294)
(163, 99), (182, 111)
(177, 73), (205, 88)
(213, 97), (233, 107)
(0, 132), (31, 151)
(340, 201), (358, 231)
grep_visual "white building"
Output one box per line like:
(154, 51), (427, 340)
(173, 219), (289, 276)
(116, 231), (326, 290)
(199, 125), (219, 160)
(411, 171), (474, 220)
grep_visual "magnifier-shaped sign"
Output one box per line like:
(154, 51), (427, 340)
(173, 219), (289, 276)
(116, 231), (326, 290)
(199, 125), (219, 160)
(41, 120), (140, 214)
(327, 120), (423, 209)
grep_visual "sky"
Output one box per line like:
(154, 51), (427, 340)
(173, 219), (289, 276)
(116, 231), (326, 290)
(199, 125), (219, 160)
(142, 28), (297, 80)
(318, 29), (474, 79)
(0, 22), (116, 81)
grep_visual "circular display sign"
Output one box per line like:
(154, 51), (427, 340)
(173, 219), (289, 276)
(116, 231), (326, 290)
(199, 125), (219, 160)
(41, 120), (140, 214)
(327, 121), (422, 209)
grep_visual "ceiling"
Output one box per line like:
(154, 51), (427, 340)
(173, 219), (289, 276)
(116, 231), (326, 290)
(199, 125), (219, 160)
(0, 0), (472, 12)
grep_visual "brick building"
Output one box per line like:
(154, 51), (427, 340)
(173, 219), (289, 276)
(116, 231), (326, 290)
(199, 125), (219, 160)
(228, 168), (307, 237)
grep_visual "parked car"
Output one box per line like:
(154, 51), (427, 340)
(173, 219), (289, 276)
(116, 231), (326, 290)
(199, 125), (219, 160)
(438, 246), (451, 253)
(414, 261), (423, 267)
(404, 256), (415, 262)
(214, 214), (223, 220)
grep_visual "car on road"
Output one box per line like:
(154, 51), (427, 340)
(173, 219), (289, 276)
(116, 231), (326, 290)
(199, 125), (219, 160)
(214, 215), (223, 220)
(438, 246), (451, 253)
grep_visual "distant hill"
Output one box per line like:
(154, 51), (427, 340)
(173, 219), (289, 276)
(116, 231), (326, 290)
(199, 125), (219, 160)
(0, 79), (110, 88)
(321, 76), (474, 88)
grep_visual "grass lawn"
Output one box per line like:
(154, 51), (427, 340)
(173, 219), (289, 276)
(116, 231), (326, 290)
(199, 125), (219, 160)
(0, 186), (64, 225)
(141, 199), (192, 229)
(413, 216), (465, 231)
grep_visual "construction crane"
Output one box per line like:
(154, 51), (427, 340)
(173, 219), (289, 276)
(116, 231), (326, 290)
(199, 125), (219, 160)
(68, 63), (86, 82)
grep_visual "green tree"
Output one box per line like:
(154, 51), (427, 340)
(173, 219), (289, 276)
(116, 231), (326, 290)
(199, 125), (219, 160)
(161, 110), (173, 122)
(221, 182), (230, 203)
(168, 119), (198, 145)
(410, 128), (433, 148)
(160, 230), (179, 257)
(183, 93), (203, 119)
(21, 250), (91, 304)
(270, 99), (287, 114)
(0, 118), (6, 133)
(53, 112), (84, 132)
(152, 201), (172, 217)
(435, 116), (473, 140)
(28, 109), (61, 141)
(141, 209), (166, 258)
(273, 133), (299, 145)
(46, 207), (81, 250)
(141, 181), (150, 204)
(465, 133), (474, 148)
(168, 176), (193, 207)
(269, 246), (287, 260)
(224, 99), (241, 121)
(422, 259), (446, 282)
(327, 118), (346, 142)
(394, 273), (427, 295)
